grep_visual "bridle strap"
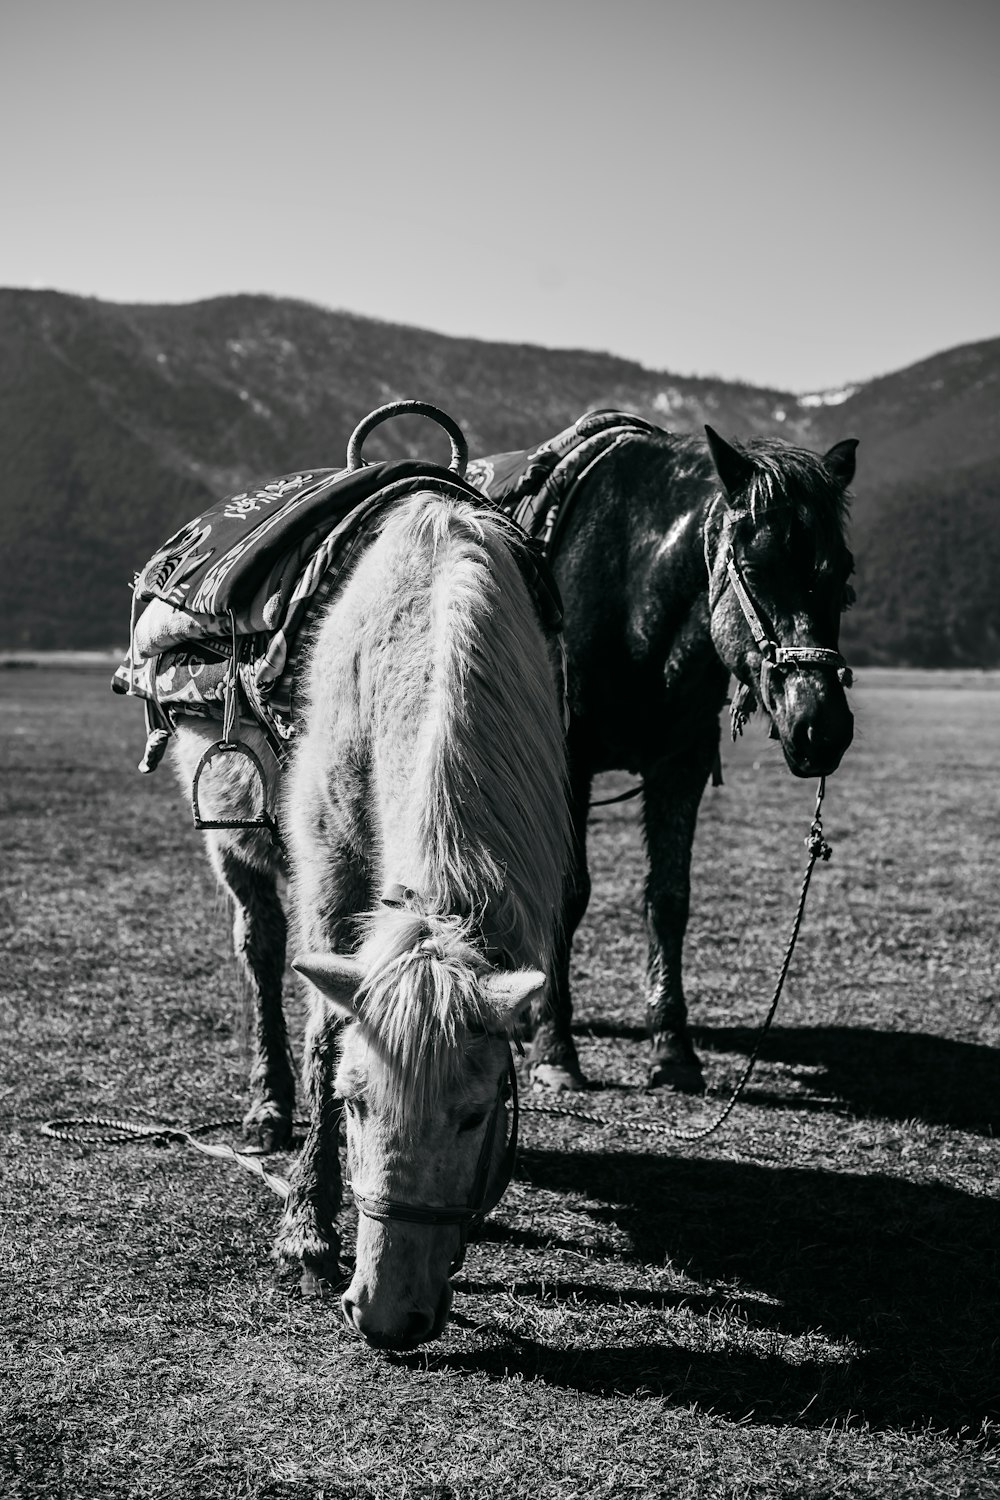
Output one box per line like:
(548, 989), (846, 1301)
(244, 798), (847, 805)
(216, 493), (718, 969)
(704, 491), (851, 682)
(723, 553), (775, 660)
(476, 1049), (519, 1220)
(348, 1050), (519, 1273)
(725, 550), (849, 673)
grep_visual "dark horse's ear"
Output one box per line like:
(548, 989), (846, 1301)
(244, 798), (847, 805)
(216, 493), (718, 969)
(823, 438), (859, 488)
(705, 425), (754, 503)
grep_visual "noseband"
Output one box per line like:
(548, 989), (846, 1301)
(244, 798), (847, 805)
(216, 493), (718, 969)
(347, 1048), (519, 1276)
(720, 546), (852, 681)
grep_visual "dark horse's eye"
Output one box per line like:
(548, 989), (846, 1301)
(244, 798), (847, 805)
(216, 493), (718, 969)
(458, 1111), (487, 1133)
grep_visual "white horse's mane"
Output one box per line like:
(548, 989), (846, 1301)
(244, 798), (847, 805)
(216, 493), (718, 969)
(293, 491), (570, 1126)
(347, 906), (506, 1126)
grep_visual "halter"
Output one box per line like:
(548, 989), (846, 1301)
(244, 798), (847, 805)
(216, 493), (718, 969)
(705, 496), (852, 732)
(721, 547), (852, 679)
(347, 1049), (519, 1276)
(345, 886), (522, 1273)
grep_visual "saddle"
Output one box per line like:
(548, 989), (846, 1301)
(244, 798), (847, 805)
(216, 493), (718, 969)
(466, 409), (658, 552)
(112, 403), (563, 788)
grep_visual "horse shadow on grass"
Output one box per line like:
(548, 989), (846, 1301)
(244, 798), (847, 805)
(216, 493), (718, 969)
(701, 1024), (1000, 1136)
(434, 1147), (1000, 1434)
(584, 1021), (1000, 1137)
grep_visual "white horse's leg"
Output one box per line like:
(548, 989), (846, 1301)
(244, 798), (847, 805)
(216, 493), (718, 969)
(170, 722), (294, 1147)
(530, 759), (591, 1091)
(275, 834), (372, 1290)
(212, 842), (295, 1148)
(275, 1000), (344, 1290)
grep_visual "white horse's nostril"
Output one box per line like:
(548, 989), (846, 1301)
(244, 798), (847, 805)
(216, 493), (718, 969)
(342, 1293), (437, 1350)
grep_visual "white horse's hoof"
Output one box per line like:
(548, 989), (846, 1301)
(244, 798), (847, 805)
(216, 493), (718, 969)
(242, 1102), (294, 1153)
(531, 1063), (586, 1093)
(299, 1267), (333, 1299)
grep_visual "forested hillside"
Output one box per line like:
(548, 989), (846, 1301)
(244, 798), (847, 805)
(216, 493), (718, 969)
(1, 289), (997, 663)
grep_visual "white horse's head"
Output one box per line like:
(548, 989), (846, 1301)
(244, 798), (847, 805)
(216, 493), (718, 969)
(295, 910), (542, 1350)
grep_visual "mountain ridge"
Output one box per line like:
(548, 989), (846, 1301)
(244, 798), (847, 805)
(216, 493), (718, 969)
(1, 288), (998, 663)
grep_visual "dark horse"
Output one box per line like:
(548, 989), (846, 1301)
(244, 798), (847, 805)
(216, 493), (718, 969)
(474, 419), (858, 1093)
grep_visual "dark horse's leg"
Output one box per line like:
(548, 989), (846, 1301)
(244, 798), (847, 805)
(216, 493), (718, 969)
(530, 764), (592, 1091)
(642, 727), (719, 1092)
(207, 838), (296, 1151)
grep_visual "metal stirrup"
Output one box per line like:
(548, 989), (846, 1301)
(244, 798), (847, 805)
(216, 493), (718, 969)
(190, 612), (279, 838)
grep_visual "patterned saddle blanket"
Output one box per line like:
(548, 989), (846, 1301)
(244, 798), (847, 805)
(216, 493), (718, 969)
(113, 458), (560, 759)
(466, 409), (658, 552)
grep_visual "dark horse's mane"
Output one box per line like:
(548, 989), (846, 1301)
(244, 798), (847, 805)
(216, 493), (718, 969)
(668, 430), (852, 574)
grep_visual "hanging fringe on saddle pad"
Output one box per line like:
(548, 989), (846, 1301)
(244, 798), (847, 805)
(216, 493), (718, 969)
(466, 409), (659, 551)
(113, 459), (484, 758)
(112, 424), (563, 776)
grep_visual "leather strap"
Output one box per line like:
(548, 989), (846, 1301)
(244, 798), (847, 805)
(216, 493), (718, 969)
(349, 1051), (519, 1274)
(722, 546), (850, 677)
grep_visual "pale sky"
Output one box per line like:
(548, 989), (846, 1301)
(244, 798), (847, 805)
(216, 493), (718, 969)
(3, 0), (998, 392)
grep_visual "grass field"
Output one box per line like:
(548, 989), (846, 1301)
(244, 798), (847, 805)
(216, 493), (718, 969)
(2, 666), (998, 1499)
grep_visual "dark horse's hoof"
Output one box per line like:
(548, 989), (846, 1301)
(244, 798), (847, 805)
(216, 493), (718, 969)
(529, 1026), (586, 1093)
(298, 1239), (343, 1298)
(299, 1264), (337, 1299)
(647, 1060), (705, 1094)
(647, 1031), (705, 1094)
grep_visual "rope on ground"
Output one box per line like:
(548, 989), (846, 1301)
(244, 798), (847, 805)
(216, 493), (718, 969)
(36, 782), (833, 1185)
(40, 1114), (293, 1200)
(525, 775), (832, 1145)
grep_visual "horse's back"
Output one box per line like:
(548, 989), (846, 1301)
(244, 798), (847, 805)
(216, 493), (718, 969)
(287, 490), (571, 965)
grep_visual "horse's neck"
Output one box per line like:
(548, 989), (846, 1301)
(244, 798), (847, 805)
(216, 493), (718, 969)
(632, 457), (715, 626)
(635, 468), (727, 698)
(358, 498), (566, 967)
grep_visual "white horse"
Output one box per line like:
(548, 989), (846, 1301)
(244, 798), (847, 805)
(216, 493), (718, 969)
(173, 492), (570, 1348)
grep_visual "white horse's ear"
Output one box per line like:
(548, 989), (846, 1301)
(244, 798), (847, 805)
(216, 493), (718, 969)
(705, 424), (754, 504)
(482, 968), (547, 1026)
(292, 953), (361, 1019)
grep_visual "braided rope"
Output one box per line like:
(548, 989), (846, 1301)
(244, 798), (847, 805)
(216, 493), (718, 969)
(524, 777), (832, 1145)
(40, 1113), (241, 1145)
(39, 1114), (295, 1200)
(32, 784), (830, 1195)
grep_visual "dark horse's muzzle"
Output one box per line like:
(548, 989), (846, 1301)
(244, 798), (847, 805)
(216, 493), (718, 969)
(763, 660), (854, 777)
(718, 540), (854, 778)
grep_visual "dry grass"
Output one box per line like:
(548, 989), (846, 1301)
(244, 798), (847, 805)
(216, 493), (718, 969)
(1, 664), (998, 1499)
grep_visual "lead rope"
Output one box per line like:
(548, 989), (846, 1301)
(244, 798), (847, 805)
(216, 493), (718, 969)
(524, 775), (832, 1144)
(34, 785), (830, 1190)
(39, 1114), (295, 1200)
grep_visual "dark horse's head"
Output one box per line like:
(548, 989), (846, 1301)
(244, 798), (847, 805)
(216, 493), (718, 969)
(703, 425), (857, 778)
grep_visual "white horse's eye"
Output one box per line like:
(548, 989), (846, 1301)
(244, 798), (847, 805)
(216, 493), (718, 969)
(343, 1097), (367, 1121)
